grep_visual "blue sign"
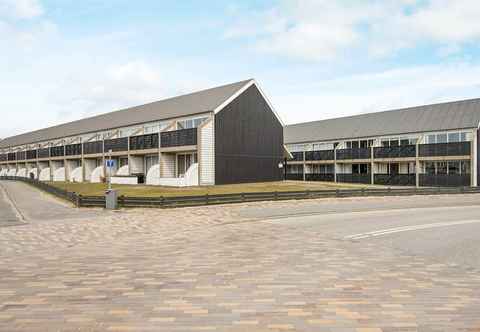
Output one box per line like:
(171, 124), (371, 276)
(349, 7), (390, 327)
(106, 160), (116, 168)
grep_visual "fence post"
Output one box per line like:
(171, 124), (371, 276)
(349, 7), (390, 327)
(76, 194), (81, 207)
(241, 193), (245, 202)
(336, 189), (340, 197)
(205, 193), (209, 205)
(274, 191), (278, 201)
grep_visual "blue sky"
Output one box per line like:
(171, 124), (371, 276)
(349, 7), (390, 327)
(1, 0), (480, 138)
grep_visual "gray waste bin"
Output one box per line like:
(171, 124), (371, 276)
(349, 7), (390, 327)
(105, 189), (118, 210)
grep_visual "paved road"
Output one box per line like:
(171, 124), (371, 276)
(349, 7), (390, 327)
(0, 182), (21, 225)
(1, 180), (480, 331)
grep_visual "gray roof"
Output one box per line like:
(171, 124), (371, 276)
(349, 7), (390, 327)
(1, 79), (252, 148)
(285, 98), (480, 144)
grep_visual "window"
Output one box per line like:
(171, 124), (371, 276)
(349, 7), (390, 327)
(437, 134), (447, 143)
(460, 132), (467, 142)
(352, 164), (359, 174)
(381, 140), (390, 147)
(437, 161), (447, 174)
(426, 135), (435, 144)
(400, 139), (409, 146)
(359, 164), (369, 174)
(409, 138), (418, 145)
(448, 132), (460, 143)
(461, 161), (471, 174)
(351, 141), (359, 149)
(346, 141), (352, 149)
(368, 139), (374, 147)
(425, 162), (435, 175)
(390, 139), (399, 146)
(360, 140), (368, 148)
(448, 161), (460, 175)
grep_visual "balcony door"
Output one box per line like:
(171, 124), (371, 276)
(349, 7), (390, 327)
(177, 153), (198, 177)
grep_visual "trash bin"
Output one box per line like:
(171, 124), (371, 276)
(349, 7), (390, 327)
(105, 189), (118, 210)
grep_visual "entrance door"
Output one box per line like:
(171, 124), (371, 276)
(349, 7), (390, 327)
(177, 153), (198, 177)
(390, 163), (399, 175)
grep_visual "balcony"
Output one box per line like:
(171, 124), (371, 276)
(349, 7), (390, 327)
(290, 152), (304, 162)
(0, 154), (6, 162)
(65, 144), (82, 156)
(336, 148), (371, 160)
(419, 142), (470, 157)
(374, 174), (415, 186)
(26, 150), (37, 160)
(50, 146), (65, 157)
(130, 133), (159, 150)
(37, 148), (50, 159)
(104, 137), (128, 153)
(419, 174), (470, 187)
(305, 173), (334, 182)
(336, 173), (371, 184)
(305, 150), (334, 161)
(374, 145), (416, 159)
(16, 151), (26, 161)
(83, 141), (103, 155)
(7, 153), (16, 161)
(160, 128), (197, 148)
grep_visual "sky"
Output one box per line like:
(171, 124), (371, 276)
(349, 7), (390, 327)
(1, 0), (480, 139)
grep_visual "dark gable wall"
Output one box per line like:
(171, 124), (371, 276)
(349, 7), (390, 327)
(215, 84), (284, 185)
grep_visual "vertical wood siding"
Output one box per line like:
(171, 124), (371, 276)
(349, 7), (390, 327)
(200, 119), (215, 185)
(215, 85), (284, 185)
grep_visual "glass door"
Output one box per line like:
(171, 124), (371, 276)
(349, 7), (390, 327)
(177, 153), (198, 177)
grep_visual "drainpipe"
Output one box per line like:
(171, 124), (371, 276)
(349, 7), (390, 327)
(370, 145), (374, 185)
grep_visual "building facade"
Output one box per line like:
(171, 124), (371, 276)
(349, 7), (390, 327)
(284, 98), (480, 187)
(0, 79), (285, 186)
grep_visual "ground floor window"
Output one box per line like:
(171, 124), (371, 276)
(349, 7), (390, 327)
(352, 163), (370, 174)
(423, 160), (470, 175)
(311, 164), (334, 174)
(287, 164), (303, 174)
(145, 155), (159, 174)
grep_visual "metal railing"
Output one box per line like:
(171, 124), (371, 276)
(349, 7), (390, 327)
(374, 174), (416, 186)
(419, 142), (471, 157)
(2, 176), (480, 209)
(160, 128), (197, 148)
(336, 173), (372, 184)
(336, 148), (371, 160)
(305, 173), (335, 182)
(374, 145), (416, 158)
(305, 150), (334, 161)
(419, 174), (470, 187)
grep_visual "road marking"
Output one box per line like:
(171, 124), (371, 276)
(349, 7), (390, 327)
(0, 182), (26, 222)
(345, 219), (480, 240)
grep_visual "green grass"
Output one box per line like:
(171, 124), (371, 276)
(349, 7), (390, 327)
(47, 181), (378, 197)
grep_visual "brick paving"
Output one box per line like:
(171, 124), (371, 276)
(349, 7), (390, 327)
(1, 201), (480, 331)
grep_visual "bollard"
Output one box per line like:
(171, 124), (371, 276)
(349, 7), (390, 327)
(105, 189), (118, 210)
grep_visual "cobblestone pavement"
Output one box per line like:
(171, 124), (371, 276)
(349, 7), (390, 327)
(1, 191), (480, 331)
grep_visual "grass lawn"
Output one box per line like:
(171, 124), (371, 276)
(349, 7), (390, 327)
(47, 180), (379, 197)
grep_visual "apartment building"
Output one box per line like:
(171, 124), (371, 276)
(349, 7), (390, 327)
(0, 79), (285, 186)
(284, 98), (480, 187)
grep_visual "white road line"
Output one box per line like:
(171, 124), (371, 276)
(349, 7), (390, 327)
(345, 219), (480, 240)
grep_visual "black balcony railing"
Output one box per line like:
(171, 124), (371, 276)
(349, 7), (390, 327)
(7, 152), (16, 161)
(374, 174), (416, 186)
(305, 150), (335, 161)
(290, 152), (304, 162)
(104, 137), (128, 153)
(336, 148), (371, 160)
(374, 145), (416, 159)
(337, 173), (371, 184)
(419, 174), (470, 187)
(26, 150), (37, 160)
(305, 173), (335, 182)
(65, 143), (82, 156)
(16, 151), (26, 161)
(37, 148), (50, 159)
(285, 173), (304, 181)
(419, 142), (470, 157)
(50, 146), (65, 157)
(160, 128), (197, 148)
(83, 141), (103, 155)
(130, 133), (159, 150)
(0, 154), (7, 162)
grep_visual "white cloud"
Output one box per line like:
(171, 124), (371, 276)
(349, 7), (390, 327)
(0, 0), (43, 19)
(226, 0), (480, 61)
(275, 62), (480, 124)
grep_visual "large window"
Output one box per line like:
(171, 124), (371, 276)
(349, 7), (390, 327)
(424, 161), (470, 175)
(427, 131), (468, 144)
(425, 162), (436, 175)
(177, 117), (208, 130)
(448, 161), (460, 175)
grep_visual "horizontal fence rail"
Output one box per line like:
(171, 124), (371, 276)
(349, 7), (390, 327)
(2, 176), (480, 209)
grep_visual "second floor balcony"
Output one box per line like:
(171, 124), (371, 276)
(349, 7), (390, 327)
(336, 148), (371, 160)
(305, 150), (335, 161)
(419, 142), (471, 157)
(374, 145), (416, 159)
(160, 128), (197, 148)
